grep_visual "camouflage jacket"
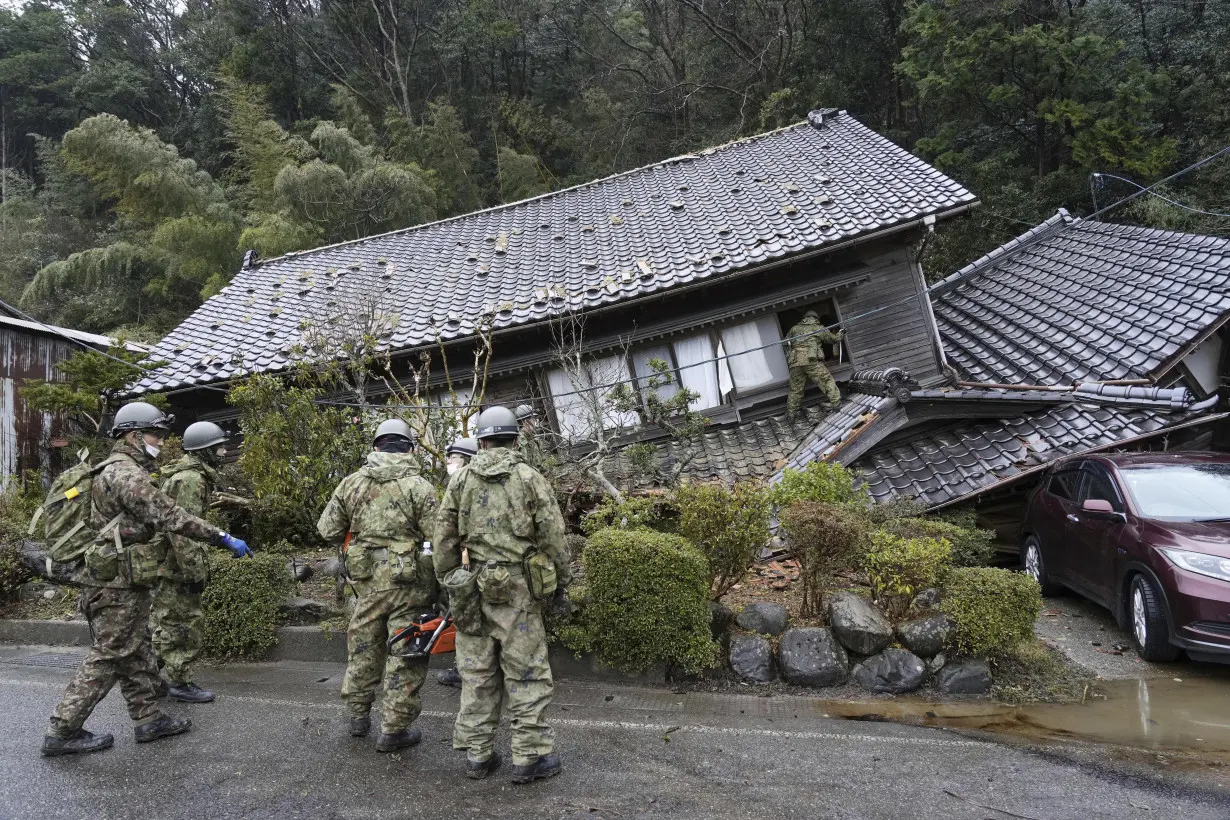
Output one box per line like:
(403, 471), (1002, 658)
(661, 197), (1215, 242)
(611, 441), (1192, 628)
(517, 430), (552, 474)
(785, 317), (840, 367)
(434, 447), (571, 613)
(154, 454), (218, 583)
(317, 451), (439, 600)
(85, 441), (223, 589)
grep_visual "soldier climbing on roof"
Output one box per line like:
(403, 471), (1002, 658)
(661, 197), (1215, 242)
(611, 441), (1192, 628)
(785, 310), (843, 420)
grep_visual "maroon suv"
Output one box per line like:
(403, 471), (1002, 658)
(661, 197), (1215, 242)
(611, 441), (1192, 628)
(1021, 452), (1230, 663)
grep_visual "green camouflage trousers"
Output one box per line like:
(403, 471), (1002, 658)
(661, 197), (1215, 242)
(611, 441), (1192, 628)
(453, 599), (555, 766)
(787, 361), (841, 417)
(49, 586), (165, 738)
(150, 578), (204, 685)
(342, 586), (430, 734)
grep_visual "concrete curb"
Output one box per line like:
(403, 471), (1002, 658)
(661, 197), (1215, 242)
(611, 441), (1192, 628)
(0, 620), (668, 683)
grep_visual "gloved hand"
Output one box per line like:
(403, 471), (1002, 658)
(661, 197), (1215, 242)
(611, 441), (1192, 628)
(550, 588), (572, 619)
(219, 533), (252, 558)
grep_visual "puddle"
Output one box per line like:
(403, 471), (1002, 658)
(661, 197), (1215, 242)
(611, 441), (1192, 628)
(819, 675), (1230, 760)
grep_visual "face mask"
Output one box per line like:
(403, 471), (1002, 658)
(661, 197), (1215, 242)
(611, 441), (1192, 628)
(144, 443), (161, 459)
(446, 463), (459, 475)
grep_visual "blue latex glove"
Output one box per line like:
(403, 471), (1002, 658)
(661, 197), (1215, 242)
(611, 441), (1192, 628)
(220, 533), (252, 558)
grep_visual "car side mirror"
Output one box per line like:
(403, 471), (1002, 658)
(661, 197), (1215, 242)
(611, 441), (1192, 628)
(1082, 499), (1114, 514)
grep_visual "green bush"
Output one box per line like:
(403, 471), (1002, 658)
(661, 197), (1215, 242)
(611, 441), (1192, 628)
(0, 470), (43, 545)
(864, 530), (952, 619)
(0, 543), (30, 603)
(201, 553), (292, 659)
(941, 567), (1043, 658)
(676, 482), (770, 598)
(779, 501), (868, 617)
(767, 462), (869, 509)
(557, 527), (717, 674)
(862, 496), (929, 525)
(877, 517), (995, 568)
(580, 495), (678, 535)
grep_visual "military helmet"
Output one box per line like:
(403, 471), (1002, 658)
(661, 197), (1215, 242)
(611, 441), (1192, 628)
(803, 309), (820, 321)
(373, 418), (415, 445)
(446, 437), (478, 458)
(514, 404), (537, 422)
(110, 401), (174, 439)
(474, 406), (520, 440)
(182, 421), (228, 452)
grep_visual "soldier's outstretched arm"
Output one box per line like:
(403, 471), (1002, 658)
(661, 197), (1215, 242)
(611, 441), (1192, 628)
(116, 467), (222, 544)
(433, 478), (464, 580)
(526, 469), (572, 587)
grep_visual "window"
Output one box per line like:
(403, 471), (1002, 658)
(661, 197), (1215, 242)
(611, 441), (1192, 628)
(778, 299), (847, 364)
(1048, 470), (1083, 501)
(719, 317), (789, 391)
(1080, 470), (1122, 511)
(546, 355), (638, 441)
(673, 334), (723, 410)
(630, 345), (678, 406)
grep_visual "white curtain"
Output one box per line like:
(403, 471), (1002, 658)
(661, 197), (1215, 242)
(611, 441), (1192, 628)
(716, 339), (734, 399)
(548, 357), (638, 440)
(673, 335), (722, 410)
(631, 345), (678, 404)
(547, 367), (593, 440)
(720, 317), (789, 391)
(590, 355), (640, 430)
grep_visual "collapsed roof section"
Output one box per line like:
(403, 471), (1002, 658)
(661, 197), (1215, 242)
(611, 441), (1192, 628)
(132, 110), (975, 395)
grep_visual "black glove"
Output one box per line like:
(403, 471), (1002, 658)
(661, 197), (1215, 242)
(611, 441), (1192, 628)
(550, 588), (572, 619)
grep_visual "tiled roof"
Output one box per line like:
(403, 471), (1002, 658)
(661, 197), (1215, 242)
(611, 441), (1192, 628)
(133, 110), (975, 394)
(852, 404), (1205, 507)
(772, 393), (896, 478)
(932, 211), (1230, 386)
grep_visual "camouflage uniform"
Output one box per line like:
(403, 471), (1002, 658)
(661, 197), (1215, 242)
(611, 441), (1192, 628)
(317, 452), (440, 735)
(149, 454), (217, 687)
(48, 441), (223, 739)
(516, 430), (552, 476)
(785, 314), (842, 418)
(434, 447), (571, 767)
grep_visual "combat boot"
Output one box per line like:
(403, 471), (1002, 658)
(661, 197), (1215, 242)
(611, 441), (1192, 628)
(510, 753), (562, 784)
(168, 682), (215, 703)
(375, 728), (422, 753)
(41, 730), (114, 757)
(349, 715), (371, 737)
(135, 714), (192, 743)
(154, 677), (170, 698)
(466, 752), (501, 780)
(436, 667), (462, 688)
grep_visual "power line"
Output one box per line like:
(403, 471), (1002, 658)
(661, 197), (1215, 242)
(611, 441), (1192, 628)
(1092, 172), (1230, 220)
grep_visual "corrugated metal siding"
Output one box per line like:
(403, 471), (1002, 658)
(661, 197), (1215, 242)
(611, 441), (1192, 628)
(838, 249), (940, 382)
(0, 326), (85, 487)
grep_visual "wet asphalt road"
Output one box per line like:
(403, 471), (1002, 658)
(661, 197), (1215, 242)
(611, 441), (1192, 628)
(1, 647), (1228, 820)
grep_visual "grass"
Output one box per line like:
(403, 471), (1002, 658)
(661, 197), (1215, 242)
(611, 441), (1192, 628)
(990, 639), (1095, 704)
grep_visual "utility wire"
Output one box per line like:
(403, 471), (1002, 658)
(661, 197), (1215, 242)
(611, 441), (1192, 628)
(1092, 172), (1230, 220)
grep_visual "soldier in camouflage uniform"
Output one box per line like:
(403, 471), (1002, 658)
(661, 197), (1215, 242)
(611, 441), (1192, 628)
(514, 403), (550, 474)
(150, 421), (236, 704)
(437, 436), (477, 689)
(42, 402), (251, 757)
(435, 405), (572, 784)
(785, 310), (844, 420)
(317, 419), (440, 753)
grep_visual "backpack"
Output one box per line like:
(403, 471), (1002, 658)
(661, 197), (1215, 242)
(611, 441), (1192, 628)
(28, 450), (124, 582)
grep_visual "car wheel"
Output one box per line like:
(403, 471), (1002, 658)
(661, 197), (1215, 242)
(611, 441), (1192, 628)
(1128, 574), (1181, 662)
(1021, 535), (1060, 596)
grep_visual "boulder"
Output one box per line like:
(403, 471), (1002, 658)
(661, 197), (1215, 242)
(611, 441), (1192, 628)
(777, 627), (848, 687)
(735, 602), (789, 636)
(936, 661), (992, 695)
(708, 601), (735, 641)
(729, 635), (775, 683)
(279, 597), (337, 625)
(851, 648), (926, 694)
(287, 560), (314, 582)
(827, 592), (893, 655)
(317, 557), (345, 579)
(925, 653), (947, 679)
(896, 614), (952, 658)
(911, 588), (941, 610)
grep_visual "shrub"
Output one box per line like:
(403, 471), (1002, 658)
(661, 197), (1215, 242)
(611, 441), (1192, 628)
(864, 531), (952, 619)
(676, 482), (771, 598)
(201, 553), (292, 659)
(767, 462), (869, 509)
(0, 543), (30, 603)
(862, 496), (929, 525)
(877, 517), (995, 568)
(779, 501), (868, 616)
(941, 567), (1043, 658)
(0, 470), (43, 545)
(581, 495), (678, 535)
(557, 527), (717, 674)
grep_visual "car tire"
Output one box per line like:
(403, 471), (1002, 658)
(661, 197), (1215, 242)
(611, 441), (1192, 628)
(1128, 574), (1181, 663)
(1021, 535), (1060, 596)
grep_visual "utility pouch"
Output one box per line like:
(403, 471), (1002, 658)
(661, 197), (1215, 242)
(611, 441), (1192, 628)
(389, 541), (419, 586)
(344, 543), (374, 581)
(477, 562), (512, 605)
(128, 539), (167, 587)
(523, 550), (558, 601)
(443, 566), (486, 635)
(84, 536), (124, 584)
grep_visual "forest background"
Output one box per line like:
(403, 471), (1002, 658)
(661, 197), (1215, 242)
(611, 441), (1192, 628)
(1, 0), (1228, 340)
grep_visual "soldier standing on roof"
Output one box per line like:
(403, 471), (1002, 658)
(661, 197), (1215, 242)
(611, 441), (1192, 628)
(149, 421), (234, 704)
(434, 405), (572, 784)
(41, 402), (251, 757)
(317, 419), (440, 753)
(785, 310), (844, 420)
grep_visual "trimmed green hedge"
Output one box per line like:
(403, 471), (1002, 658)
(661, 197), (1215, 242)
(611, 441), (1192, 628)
(877, 516), (995, 568)
(201, 553), (292, 659)
(558, 527), (717, 674)
(941, 567), (1043, 657)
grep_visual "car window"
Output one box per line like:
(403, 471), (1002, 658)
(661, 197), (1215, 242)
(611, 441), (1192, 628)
(1080, 470), (1121, 511)
(1048, 470), (1083, 501)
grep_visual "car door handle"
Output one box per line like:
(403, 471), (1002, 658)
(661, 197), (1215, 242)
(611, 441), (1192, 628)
(1066, 514), (1080, 523)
